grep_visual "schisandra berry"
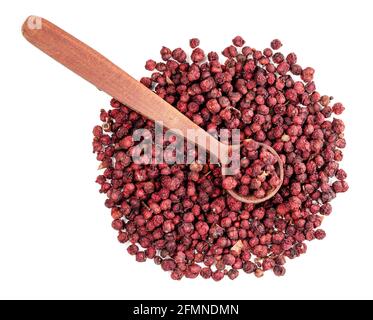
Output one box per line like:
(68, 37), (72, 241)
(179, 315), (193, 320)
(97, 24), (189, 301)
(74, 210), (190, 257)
(189, 38), (200, 49)
(222, 176), (238, 190)
(270, 39), (282, 50)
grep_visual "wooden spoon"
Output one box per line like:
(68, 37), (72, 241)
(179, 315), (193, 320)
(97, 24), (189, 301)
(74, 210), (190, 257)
(22, 16), (283, 204)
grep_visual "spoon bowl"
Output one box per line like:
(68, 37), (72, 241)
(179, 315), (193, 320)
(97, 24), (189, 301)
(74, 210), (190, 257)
(223, 140), (284, 204)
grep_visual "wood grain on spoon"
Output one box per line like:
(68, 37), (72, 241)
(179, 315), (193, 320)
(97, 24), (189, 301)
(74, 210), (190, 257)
(21, 16), (228, 160)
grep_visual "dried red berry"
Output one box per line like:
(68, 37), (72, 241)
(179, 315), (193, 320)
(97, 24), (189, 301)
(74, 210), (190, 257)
(270, 39), (282, 50)
(301, 67), (315, 83)
(232, 36), (245, 47)
(191, 48), (205, 63)
(189, 38), (200, 49)
(145, 59), (156, 71)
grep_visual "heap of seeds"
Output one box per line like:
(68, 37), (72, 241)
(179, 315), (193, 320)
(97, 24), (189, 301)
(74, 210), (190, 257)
(92, 36), (348, 280)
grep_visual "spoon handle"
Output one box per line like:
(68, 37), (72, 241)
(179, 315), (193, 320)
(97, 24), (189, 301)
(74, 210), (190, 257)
(22, 16), (225, 157)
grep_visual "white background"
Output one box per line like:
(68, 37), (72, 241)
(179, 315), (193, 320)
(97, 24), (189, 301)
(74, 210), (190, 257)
(0, 0), (372, 300)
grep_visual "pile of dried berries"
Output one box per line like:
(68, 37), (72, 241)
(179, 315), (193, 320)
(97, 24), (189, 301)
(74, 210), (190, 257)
(92, 36), (348, 280)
